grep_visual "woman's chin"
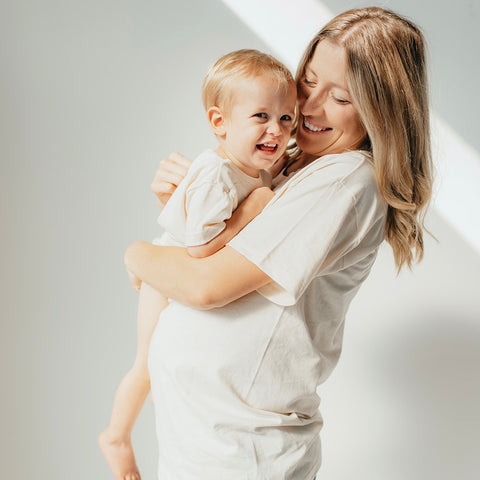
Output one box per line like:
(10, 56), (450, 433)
(296, 136), (327, 158)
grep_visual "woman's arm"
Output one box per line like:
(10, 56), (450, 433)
(139, 152), (275, 307)
(124, 242), (271, 310)
(125, 187), (275, 306)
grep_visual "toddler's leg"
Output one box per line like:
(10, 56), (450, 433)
(99, 283), (168, 480)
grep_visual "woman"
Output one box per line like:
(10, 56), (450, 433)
(125, 7), (433, 479)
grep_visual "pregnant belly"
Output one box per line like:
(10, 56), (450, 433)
(148, 292), (281, 400)
(147, 293), (323, 478)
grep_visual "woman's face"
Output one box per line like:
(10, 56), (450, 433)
(296, 40), (367, 158)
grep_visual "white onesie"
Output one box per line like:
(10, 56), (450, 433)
(153, 149), (271, 247)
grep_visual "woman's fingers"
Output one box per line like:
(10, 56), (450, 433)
(151, 171), (184, 192)
(151, 151), (192, 208)
(151, 180), (177, 195)
(151, 152), (191, 191)
(157, 152), (192, 181)
(167, 151), (193, 170)
(267, 153), (289, 178)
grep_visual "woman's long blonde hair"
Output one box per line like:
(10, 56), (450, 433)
(293, 7), (433, 271)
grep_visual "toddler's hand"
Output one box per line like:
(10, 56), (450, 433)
(151, 152), (192, 209)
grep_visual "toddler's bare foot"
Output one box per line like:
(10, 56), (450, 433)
(98, 429), (141, 480)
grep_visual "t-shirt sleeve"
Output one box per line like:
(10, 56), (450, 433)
(228, 166), (377, 306)
(183, 182), (237, 246)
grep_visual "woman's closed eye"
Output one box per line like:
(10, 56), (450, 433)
(332, 95), (350, 105)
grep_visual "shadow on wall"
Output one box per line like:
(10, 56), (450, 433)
(377, 312), (480, 477)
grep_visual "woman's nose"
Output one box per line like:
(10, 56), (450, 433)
(300, 86), (325, 116)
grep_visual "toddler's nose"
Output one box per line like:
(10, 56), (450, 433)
(267, 121), (282, 136)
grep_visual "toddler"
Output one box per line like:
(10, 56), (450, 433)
(99, 49), (296, 480)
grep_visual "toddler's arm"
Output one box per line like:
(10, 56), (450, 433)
(150, 151), (274, 259)
(187, 187), (274, 258)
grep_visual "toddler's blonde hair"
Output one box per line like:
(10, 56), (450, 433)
(201, 49), (294, 113)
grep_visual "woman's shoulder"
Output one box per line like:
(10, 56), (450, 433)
(323, 150), (383, 206)
(331, 150), (377, 188)
(273, 149), (386, 222)
(311, 149), (373, 176)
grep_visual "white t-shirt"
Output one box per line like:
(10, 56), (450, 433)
(148, 150), (387, 480)
(153, 149), (271, 247)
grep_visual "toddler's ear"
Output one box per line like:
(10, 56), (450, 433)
(207, 106), (226, 136)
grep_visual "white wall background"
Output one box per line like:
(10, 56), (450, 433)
(1, 1), (479, 479)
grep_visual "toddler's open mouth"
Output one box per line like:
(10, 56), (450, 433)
(256, 143), (278, 153)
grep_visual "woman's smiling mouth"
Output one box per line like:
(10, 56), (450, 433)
(303, 118), (332, 133)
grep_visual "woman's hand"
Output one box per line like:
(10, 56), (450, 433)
(151, 152), (192, 208)
(266, 153), (289, 179)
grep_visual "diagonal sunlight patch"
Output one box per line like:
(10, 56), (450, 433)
(222, 0), (480, 255)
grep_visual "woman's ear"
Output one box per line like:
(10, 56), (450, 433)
(207, 106), (226, 136)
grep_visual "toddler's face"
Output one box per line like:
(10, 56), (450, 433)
(222, 75), (296, 177)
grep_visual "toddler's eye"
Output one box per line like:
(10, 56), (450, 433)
(281, 114), (292, 121)
(253, 112), (268, 119)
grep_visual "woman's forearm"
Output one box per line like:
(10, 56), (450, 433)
(125, 242), (206, 306)
(125, 187), (274, 308)
(124, 242), (271, 310)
